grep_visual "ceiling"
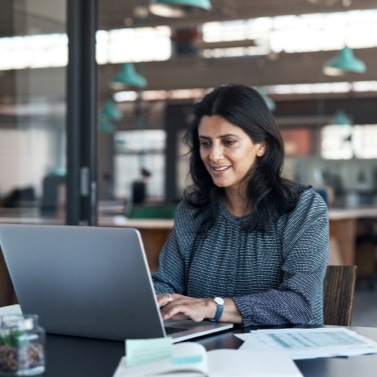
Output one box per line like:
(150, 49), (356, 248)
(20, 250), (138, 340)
(3, 0), (377, 36)
(97, 0), (377, 30)
(1, 0), (377, 125)
(0, 0), (377, 36)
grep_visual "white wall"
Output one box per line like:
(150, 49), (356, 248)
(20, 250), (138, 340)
(0, 122), (65, 200)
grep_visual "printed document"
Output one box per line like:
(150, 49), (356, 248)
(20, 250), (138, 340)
(237, 327), (377, 360)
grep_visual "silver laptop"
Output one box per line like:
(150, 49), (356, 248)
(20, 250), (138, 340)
(0, 224), (233, 342)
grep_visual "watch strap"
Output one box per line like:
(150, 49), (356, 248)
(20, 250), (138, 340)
(211, 298), (224, 322)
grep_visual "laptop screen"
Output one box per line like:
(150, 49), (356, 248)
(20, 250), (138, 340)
(0, 225), (165, 340)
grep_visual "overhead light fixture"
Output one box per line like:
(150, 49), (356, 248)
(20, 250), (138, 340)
(262, 93), (276, 112)
(329, 109), (352, 125)
(257, 88), (276, 112)
(149, 0), (212, 18)
(98, 116), (116, 133)
(323, 46), (366, 76)
(110, 63), (147, 89)
(100, 99), (122, 121)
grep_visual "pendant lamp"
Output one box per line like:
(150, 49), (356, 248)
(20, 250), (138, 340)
(98, 116), (116, 133)
(100, 99), (122, 121)
(110, 63), (147, 89)
(265, 95), (276, 112)
(329, 109), (352, 125)
(323, 47), (366, 76)
(149, 0), (212, 18)
(257, 88), (276, 112)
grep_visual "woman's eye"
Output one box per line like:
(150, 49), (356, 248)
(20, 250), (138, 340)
(199, 141), (210, 148)
(223, 140), (236, 146)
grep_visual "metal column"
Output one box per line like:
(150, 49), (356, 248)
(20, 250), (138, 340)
(66, 0), (98, 225)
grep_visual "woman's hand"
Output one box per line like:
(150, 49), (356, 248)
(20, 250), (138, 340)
(157, 293), (214, 322)
(156, 293), (242, 324)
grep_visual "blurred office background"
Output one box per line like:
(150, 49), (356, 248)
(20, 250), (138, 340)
(0, 0), (377, 320)
(1, 0), (377, 213)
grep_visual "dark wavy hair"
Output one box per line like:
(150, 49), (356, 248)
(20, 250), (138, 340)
(182, 83), (307, 232)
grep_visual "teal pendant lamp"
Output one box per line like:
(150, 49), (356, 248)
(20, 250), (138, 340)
(110, 63), (147, 89)
(149, 0), (212, 18)
(329, 109), (352, 126)
(257, 88), (276, 112)
(264, 95), (276, 112)
(98, 116), (116, 133)
(323, 46), (366, 76)
(100, 99), (122, 121)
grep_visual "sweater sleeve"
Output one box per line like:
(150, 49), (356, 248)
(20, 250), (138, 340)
(152, 226), (185, 294)
(233, 190), (329, 326)
(152, 201), (200, 295)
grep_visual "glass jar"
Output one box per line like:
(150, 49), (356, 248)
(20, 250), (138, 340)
(0, 314), (45, 376)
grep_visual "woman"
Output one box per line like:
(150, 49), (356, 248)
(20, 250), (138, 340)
(152, 83), (329, 327)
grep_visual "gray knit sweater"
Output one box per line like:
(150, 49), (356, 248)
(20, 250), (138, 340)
(152, 189), (329, 326)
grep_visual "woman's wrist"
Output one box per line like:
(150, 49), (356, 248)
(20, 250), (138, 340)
(221, 298), (243, 324)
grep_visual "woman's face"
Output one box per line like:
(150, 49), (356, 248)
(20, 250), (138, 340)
(198, 115), (265, 192)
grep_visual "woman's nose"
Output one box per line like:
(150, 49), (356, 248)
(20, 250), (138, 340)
(209, 145), (223, 161)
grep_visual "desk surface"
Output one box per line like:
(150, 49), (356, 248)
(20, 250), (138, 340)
(328, 206), (377, 220)
(40, 326), (377, 377)
(99, 216), (174, 229)
(0, 208), (175, 229)
(1, 306), (377, 376)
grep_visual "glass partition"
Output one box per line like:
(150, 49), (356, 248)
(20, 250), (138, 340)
(0, 0), (67, 222)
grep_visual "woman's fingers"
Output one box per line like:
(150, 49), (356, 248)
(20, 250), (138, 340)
(159, 295), (212, 322)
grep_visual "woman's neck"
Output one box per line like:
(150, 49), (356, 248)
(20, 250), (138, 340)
(223, 188), (251, 217)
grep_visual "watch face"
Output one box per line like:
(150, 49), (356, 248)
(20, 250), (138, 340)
(214, 297), (224, 305)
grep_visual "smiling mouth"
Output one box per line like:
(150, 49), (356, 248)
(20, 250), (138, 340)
(211, 166), (231, 172)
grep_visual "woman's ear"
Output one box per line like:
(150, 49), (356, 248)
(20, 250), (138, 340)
(256, 141), (266, 157)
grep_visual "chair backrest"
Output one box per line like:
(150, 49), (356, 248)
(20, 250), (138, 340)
(323, 265), (357, 326)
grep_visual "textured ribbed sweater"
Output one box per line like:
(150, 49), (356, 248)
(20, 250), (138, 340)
(152, 188), (329, 326)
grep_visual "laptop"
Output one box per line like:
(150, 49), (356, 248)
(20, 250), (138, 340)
(0, 224), (233, 342)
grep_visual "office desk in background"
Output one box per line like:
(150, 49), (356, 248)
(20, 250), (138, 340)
(35, 326), (377, 377)
(328, 207), (377, 280)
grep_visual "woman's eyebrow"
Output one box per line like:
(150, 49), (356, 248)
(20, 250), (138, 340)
(199, 133), (239, 138)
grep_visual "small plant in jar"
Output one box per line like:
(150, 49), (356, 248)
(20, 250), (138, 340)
(0, 315), (45, 376)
